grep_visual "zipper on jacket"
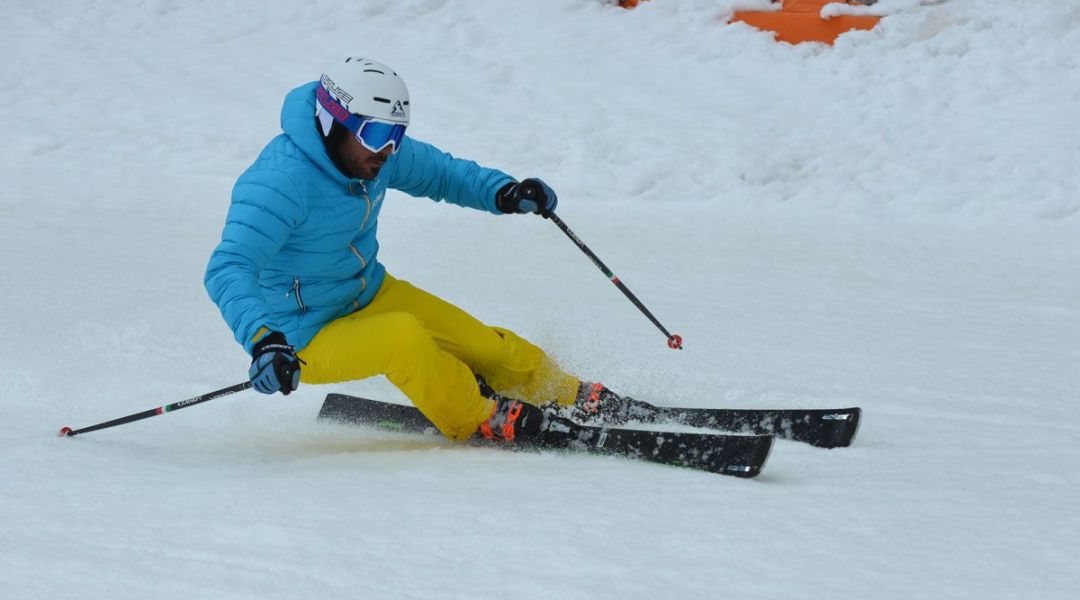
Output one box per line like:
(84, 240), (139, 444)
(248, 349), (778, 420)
(292, 277), (307, 314)
(359, 192), (372, 231)
(351, 181), (374, 232)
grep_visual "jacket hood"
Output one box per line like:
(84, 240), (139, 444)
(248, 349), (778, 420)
(280, 81), (350, 183)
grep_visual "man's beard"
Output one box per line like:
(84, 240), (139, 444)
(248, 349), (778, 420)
(355, 157), (386, 179)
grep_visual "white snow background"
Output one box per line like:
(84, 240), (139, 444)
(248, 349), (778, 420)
(2, 0), (1078, 598)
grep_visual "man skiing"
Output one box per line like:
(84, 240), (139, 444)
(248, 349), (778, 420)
(205, 57), (619, 443)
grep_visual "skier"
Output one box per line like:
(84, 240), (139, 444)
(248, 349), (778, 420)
(205, 57), (621, 444)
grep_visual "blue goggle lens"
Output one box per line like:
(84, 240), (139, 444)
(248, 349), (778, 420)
(354, 119), (407, 154)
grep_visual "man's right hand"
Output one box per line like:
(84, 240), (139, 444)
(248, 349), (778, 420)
(248, 331), (302, 395)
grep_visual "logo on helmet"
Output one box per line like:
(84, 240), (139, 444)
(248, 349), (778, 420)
(391, 100), (406, 119)
(320, 74), (354, 106)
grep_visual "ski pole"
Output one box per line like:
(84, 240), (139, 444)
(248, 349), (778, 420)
(547, 212), (683, 350)
(58, 381), (252, 437)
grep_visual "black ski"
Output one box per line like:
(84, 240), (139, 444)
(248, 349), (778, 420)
(621, 399), (861, 449)
(318, 394), (772, 478)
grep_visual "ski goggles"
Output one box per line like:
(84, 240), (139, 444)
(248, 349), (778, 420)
(316, 85), (407, 154)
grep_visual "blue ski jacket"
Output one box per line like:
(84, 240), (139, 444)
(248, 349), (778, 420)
(205, 82), (513, 354)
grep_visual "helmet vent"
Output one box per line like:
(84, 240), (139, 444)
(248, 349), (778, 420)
(372, 97), (391, 103)
(363, 69), (386, 74)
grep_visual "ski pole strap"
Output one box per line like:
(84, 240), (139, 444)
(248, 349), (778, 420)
(548, 212), (683, 350)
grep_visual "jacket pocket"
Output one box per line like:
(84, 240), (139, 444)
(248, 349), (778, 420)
(292, 277), (307, 314)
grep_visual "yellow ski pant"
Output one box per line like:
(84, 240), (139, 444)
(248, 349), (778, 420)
(297, 274), (580, 440)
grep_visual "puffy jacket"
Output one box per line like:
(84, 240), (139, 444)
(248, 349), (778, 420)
(205, 82), (513, 353)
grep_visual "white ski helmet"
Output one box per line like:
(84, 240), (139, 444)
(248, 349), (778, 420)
(316, 57), (410, 137)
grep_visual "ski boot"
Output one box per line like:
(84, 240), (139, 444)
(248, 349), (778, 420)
(559, 382), (656, 426)
(477, 396), (547, 443)
(472, 374), (652, 428)
(475, 374), (498, 400)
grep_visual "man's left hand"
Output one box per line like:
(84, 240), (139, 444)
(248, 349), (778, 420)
(496, 178), (558, 217)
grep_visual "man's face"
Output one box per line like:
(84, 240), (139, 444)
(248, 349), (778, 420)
(337, 134), (393, 180)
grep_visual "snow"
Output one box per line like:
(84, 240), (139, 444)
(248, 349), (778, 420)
(2, 0), (1078, 598)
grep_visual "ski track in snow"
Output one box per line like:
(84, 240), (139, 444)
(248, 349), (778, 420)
(2, 1), (1078, 598)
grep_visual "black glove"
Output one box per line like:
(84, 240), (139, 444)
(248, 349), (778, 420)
(248, 331), (302, 395)
(496, 178), (558, 217)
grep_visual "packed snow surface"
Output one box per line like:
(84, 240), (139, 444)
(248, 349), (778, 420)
(2, 0), (1078, 598)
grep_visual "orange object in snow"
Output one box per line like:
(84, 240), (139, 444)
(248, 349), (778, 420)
(731, 0), (881, 45)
